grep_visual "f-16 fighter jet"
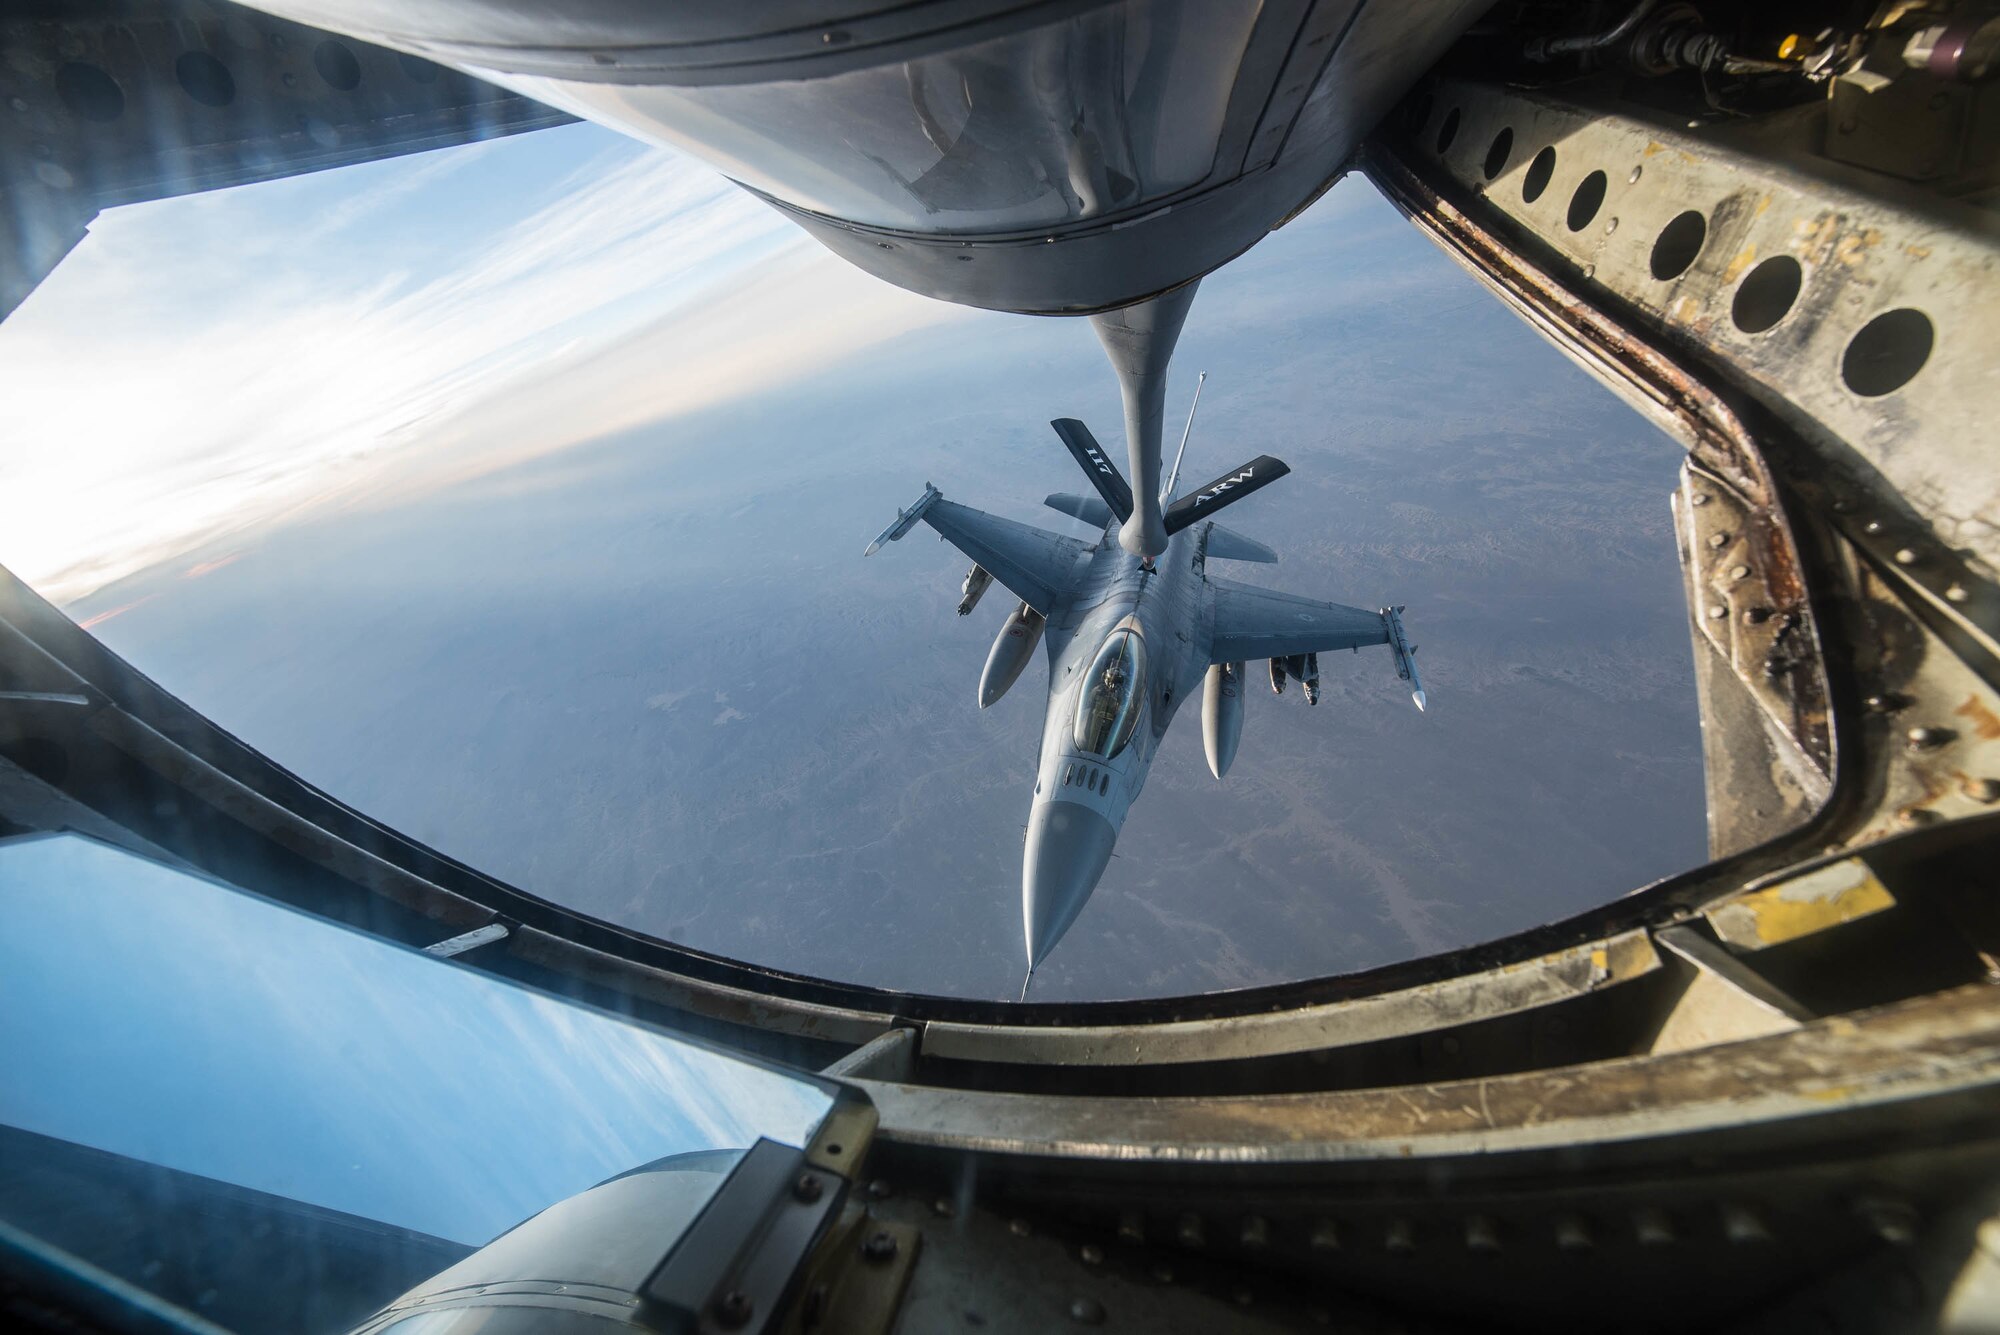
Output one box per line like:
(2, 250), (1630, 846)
(867, 385), (1426, 996)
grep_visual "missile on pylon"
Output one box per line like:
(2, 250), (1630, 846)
(1202, 662), (1244, 779)
(1280, 654), (1320, 706)
(980, 602), (1046, 708)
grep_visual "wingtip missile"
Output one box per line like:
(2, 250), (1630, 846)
(865, 482), (942, 556)
(1382, 606), (1428, 714)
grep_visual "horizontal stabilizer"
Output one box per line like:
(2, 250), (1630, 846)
(1164, 456), (1288, 536)
(1050, 419), (1133, 523)
(1205, 524), (1277, 563)
(1045, 493), (1115, 529)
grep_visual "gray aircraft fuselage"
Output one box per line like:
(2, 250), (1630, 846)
(1021, 517), (1207, 976)
(868, 421), (1420, 990)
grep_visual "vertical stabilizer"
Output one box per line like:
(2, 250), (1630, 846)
(1088, 281), (1200, 558)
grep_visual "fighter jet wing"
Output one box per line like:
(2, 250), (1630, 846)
(923, 499), (1088, 616)
(1207, 577), (1389, 663)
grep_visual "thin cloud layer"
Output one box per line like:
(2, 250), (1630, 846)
(0, 124), (966, 603)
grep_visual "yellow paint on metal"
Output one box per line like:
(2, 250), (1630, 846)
(1723, 245), (1759, 284)
(1706, 858), (1896, 950)
(1834, 227), (1884, 268)
(1608, 931), (1658, 980)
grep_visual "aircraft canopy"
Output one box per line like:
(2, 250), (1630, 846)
(1074, 629), (1147, 759)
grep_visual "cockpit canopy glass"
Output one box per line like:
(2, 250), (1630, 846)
(1073, 629), (1147, 759)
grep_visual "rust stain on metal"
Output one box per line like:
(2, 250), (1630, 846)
(1954, 694), (2000, 741)
(1361, 148), (1774, 510)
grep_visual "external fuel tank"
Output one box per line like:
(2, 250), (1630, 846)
(979, 602), (1045, 708)
(1202, 661), (1244, 779)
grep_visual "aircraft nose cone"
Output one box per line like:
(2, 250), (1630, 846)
(1022, 800), (1118, 970)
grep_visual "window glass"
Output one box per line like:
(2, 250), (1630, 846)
(0, 833), (831, 1329)
(0, 144), (1714, 1007)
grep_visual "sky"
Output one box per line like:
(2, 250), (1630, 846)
(0, 122), (972, 603)
(0, 832), (830, 1245)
